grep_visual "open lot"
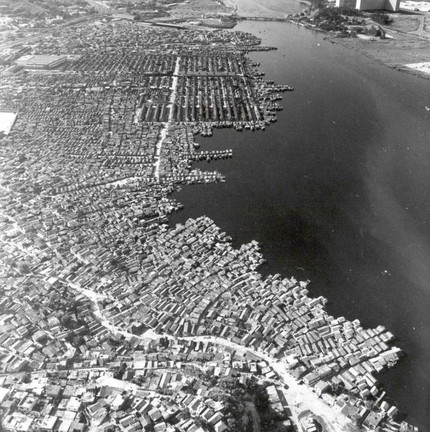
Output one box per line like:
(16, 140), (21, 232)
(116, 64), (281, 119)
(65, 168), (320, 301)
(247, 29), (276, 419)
(168, 0), (233, 19)
(223, 0), (306, 17)
(400, 0), (430, 11)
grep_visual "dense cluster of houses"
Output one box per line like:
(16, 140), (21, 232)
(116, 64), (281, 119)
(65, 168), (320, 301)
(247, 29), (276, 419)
(0, 329), (299, 432)
(0, 17), (418, 432)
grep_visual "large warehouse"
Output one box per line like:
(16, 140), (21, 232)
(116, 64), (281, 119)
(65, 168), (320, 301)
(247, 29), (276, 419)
(15, 54), (67, 70)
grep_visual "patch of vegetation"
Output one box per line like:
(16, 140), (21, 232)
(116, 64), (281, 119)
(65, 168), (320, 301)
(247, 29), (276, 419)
(246, 379), (289, 431)
(371, 12), (392, 25)
(318, 6), (363, 17)
(313, 7), (361, 33)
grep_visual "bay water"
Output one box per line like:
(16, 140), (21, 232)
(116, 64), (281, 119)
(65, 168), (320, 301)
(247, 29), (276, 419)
(169, 21), (430, 429)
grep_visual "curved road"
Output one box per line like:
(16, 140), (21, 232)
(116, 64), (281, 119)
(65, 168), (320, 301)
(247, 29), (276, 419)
(71, 282), (359, 432)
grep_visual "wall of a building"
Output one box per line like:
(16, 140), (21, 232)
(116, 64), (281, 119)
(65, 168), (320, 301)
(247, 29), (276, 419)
(356, 0), (386, 10)
(385, 0), (400, 11)
(356, 0), (400, 10)
(335, 0), (357, 9)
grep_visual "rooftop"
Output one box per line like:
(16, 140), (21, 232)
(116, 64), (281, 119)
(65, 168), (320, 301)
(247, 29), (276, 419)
(15, 55), (66, 68)
(0, 112), (16, 135)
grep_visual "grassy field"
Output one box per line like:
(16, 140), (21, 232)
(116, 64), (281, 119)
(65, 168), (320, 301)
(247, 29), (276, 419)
(390, 14), (421, 32)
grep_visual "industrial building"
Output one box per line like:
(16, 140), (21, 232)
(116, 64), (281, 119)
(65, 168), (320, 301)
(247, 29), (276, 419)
(15, 55), (67, 70)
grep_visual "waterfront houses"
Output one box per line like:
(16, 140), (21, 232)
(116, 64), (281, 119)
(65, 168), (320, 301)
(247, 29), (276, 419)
(0, 17), (418, 432)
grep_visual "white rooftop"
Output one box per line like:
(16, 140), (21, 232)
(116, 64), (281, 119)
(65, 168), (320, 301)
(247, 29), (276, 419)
(16, 54), (65, 67)
(0, 112), (16, 135)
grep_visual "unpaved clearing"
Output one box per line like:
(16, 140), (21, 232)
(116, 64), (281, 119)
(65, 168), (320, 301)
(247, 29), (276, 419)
(223, 0), (306, 17)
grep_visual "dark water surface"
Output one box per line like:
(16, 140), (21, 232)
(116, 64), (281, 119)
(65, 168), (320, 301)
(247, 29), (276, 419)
(169, 22), (430, 429)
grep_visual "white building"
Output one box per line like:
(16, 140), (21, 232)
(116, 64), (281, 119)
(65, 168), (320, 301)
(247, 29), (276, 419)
(336, 0), (400, 11)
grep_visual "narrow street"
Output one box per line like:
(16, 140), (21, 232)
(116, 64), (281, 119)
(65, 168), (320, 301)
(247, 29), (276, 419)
(71, 283), (358, 432)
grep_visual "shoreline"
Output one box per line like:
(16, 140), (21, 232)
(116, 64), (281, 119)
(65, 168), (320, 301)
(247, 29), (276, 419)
(0, 7), (428, 431)
(221, 0), (430, 81)
(169, 18), (430, 429)
(235, 16), (430, 81)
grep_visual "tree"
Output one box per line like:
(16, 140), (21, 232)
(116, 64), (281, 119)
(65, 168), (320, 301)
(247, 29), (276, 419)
(246, 413), (254, 432)
(371, 12), (391, 25)
(113, 362), (127, 379)
(17, 261), (31, 274)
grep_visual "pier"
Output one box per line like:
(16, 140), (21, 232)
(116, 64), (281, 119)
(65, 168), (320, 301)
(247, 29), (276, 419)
(237, 16), (289, 22)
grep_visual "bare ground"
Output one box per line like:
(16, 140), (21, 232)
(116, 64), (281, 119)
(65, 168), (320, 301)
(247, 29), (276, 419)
(168, 0), (233, 19)
(324, 23), (430, 79)
(223, 0), (306, 17)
